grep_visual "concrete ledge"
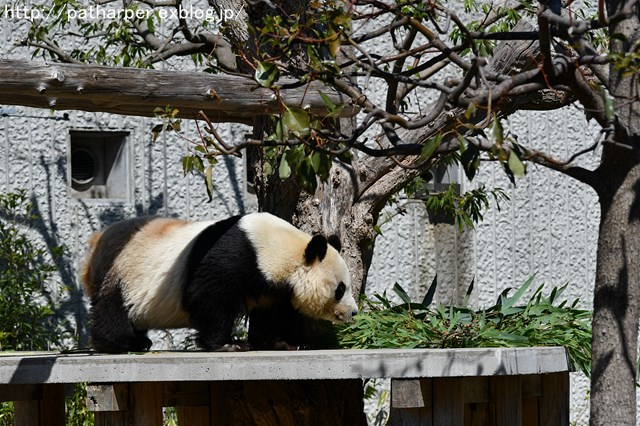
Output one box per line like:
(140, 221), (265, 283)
(0, 347), (569, 385)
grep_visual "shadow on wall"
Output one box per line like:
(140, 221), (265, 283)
(26, 151), (173, 349)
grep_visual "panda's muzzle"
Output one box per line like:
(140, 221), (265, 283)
(333, 307), (357, 324)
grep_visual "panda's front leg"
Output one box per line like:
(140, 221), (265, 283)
(188, 303), (243, 351)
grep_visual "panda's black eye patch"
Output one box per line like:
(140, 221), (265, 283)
(335, 282), (346, 301)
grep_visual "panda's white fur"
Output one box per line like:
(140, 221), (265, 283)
(111, 218), (213, 330)
(240, 213), (353, 322)
(81, 212), (357, 352)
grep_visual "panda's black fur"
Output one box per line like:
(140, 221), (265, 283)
(81, 213), (357, 353)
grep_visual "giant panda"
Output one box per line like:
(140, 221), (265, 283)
(80, 212), (358, 353)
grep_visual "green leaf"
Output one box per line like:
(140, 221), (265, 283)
(279, 155), (292, 179)
(507, 150), (526, 177)
(460, 141), (481, 181)
(319, 91), (338, 112)
(255, 61), (280, 88)
(205, 164), (213, 202)
(151, 124), (163, 143)
(502, 275), (535, 311)
(603, 89), (614, 122)
(419, 133), (443, 161)
(311, 151), (322, 173)
(297, 158), (318, 194)
(392, 283), (412, 305)
(181, 155), (192, 176)
(422, 275), (438, 307)
(283, 107), (311, 138)
(464, 102), (477, 119)
(492, 118), (504, 146)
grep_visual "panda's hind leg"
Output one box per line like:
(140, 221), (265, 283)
(89, 281), (152, 353)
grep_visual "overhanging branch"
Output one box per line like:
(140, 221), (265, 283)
(0, 60), (355, 123)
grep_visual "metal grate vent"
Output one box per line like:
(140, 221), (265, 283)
(71, 148), (97, 185)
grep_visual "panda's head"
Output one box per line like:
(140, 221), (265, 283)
(290, 234), (358, 324)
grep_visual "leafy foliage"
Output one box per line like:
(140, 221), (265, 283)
(0, 190), (63, 351)
(0, 190), (94, 424)
(338, 276), (592, 377)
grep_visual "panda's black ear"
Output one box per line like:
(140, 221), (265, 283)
(327, 235), (342, 252)
(305, 235), (328, 264)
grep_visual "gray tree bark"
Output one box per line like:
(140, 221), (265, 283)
(590, 1), (640, 424)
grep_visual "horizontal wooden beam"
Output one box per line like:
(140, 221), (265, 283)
(0, 60), (356, 123)
(0, 347), (569, 385)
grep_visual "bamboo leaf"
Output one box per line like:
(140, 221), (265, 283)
(392, 283), (412, 305)
(422, 275), (437, 307)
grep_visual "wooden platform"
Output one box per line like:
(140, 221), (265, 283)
(0, 347), (570, 425)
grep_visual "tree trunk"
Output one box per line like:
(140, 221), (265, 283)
(591, 156), (640, 425)
(590, 2), (640, 424)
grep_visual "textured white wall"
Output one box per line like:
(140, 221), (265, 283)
(0, 104), (251, 349)
(366, 107), (601, 425)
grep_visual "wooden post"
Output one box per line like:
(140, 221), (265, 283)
(88, 383), (129, 426)
(539, 372), (569, 426)
(491, 376), (522, 426)
(463, 377), (492, 425)
(164, 382), (211, 425)
(13, 384), (66, 426)
(388, 378), (433, 426)
(432, 378), (464, 426)
(129, 383), (163, 426)
(88, 383), (162, 426)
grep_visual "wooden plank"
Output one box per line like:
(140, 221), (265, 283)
(387, 407), (426, 426)
(390, 378), (433, 426)
(521, 375), (542, 398)
(491, 376), (522, 426)
(464, 402), (492, 426)
(391, 379), (428, 408)
(177, 406), (210, 426)
(40, 384), (66, 426)
(14, 384), (65, 426)
(464, 377), (490, 403)
(163, 382), (210, 407)
(0, 384), (42, 402)
(130, 382), (163, 426)
(14, 399), (41, 426)
(209, 382), (233, 426)
(87, 384), (129, 411)
(89, 384), (129, 426)
(539, 372), (569, 426)
(433, 378), (463, 426)
(94, 411), (126, 426)
(522, 397), (539, 426)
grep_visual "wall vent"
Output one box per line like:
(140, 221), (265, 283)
(68, 130), (130, 200)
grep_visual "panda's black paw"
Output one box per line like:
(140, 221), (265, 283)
(214, 342), (251, 352)
(273, 340), (301, 351)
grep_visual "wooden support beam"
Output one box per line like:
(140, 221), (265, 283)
(88, 383), (163, 426)
(0, 384), (42, 402)
(0, 60), (356, 123)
